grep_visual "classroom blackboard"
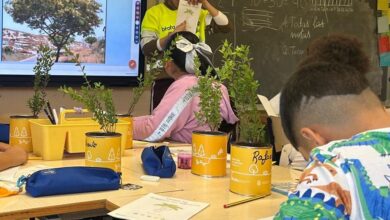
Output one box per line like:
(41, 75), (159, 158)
(206, 0), (381, 98)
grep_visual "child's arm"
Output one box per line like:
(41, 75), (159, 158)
(133, 82), (192, 142)
(0, 143), (27, 171)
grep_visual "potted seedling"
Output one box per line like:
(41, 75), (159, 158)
(190, 58), (229, 177)
(117, 51), (160, 149)
(60, 54), (122, 172)
(217, 41), (272, 196)
(9, 45), (54, 152)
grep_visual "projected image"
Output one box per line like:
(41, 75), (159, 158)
(1, 0), (106, 63)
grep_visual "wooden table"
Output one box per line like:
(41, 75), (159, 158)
(0, 143), (301, 220)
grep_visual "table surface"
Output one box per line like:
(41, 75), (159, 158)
(0, 142), (302, 220)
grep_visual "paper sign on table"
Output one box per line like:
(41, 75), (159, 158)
(108, 193), (209, 220)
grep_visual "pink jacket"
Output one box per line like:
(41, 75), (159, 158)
(133, 74), (238, 143)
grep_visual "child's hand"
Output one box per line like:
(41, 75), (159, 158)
(0, 142), (10, 152)
(4, 146), (28, 166)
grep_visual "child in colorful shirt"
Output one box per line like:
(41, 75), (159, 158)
(275, 129), (390, 219)
(275, 34), (390, 219)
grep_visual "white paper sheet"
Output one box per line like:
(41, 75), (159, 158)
(0, 166), (19, 182)
(176, 0), (202, 34)
(269, 93), (280, 115)
(378, 16), (389, 34)
(108, 193), (209, 220)
(258, 95), (277, 117)
(0, 165), (50, 193)
(0, 165), (50, 182)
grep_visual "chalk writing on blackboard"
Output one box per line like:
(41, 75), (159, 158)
(207, 0), (380, 98)
(242, 9), (278, 31)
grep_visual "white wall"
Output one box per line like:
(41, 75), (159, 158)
(0, 86), (151, 123)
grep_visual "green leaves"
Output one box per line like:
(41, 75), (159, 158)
(27, 45), (54, 117)
(218, 41), (266, 144)
(127, 51), (161, 115)
(59, 53), (117, 133)
(191, 57), (222, 132)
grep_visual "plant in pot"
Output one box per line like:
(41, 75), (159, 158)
(217, 41), (272, 196)
(10, 45), (54, 152)
(190, 58), (228, 177)
(60, 54), (122, 172)
(117, 51), (161, 149)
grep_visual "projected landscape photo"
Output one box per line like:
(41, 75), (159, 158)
(1, 0), (106, 63)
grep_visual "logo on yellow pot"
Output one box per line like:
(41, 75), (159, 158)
(252, 150), (271, 165)
(86, 141), (97, 148)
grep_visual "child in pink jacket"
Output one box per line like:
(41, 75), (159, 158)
(133, 31), (238, 143)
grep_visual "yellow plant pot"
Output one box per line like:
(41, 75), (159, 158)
(116, 114), (133, 149)
(191, 131), (228, 177)
(230, 144), (272, 196)
(85, 132), (122, 173)
(9, 115), (36, 152)
(29, 109), (130, 160)
(30, 119), (67, 160)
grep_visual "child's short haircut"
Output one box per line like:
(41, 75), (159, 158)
(280, 62), (369, 148)
(298, 33), (370, 74)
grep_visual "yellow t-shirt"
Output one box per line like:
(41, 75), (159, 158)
(141, 3), (208, 42)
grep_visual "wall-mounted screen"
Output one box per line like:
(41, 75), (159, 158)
(0, 0), (145, 86)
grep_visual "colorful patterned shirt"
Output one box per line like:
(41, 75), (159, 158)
(275, 128), (390, 219)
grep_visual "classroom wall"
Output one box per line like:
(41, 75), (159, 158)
(2, 0), (386, 122)
(0, 87), (151, 123)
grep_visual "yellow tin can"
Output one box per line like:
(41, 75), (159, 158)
(116, 114), (133, 149)
(9, 115), (36, 152)
(85, 132), (122, 173)
(230, 144), (272, 196)
(191, 131), (228, 177)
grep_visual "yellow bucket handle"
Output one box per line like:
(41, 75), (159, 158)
(59, 108), (89, 125)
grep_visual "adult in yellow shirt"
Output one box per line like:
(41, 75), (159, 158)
(141, 0), (230, 56)
(142, 0), (231, 109)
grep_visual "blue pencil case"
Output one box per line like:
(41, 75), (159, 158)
(141, 145), (176, 178)
(0, 123), (9, 143)
(19, 166), (121, 197)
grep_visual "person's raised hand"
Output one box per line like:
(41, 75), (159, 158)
(174, 21), (187, 33)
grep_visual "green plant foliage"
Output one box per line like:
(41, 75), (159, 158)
(191, 57), (222, 132)
(27, 45), (54, 117)
(162, 38), (174, 64)
(127, 51), (161, 115)
(218, 41), (265, 144)
(60, 54), (117, 133)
